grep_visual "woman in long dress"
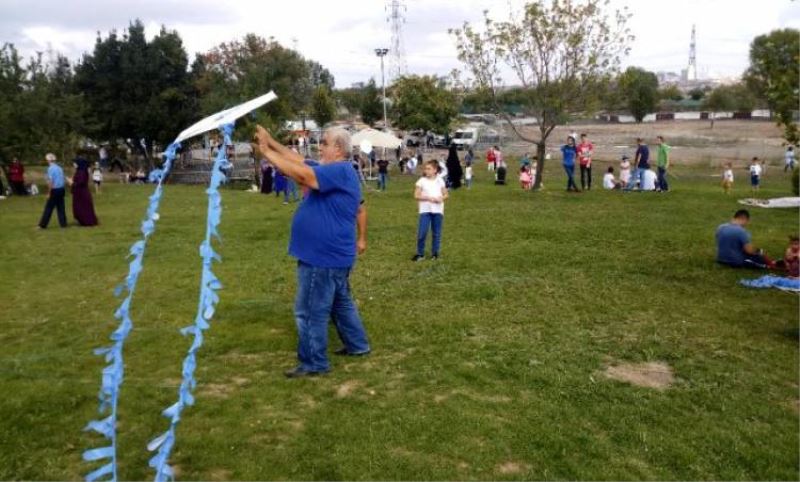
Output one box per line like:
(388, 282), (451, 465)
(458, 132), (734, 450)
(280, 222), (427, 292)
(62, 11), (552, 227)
(259, 159), (273, 194)
(445, 143), (463, 189)
(71, 158), (98, 226)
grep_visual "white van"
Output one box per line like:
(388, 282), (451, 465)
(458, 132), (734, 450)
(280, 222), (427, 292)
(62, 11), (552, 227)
(451, 128), (478, 150)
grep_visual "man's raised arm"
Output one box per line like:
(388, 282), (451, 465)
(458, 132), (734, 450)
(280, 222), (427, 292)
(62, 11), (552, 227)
(254, 125), (318, 189)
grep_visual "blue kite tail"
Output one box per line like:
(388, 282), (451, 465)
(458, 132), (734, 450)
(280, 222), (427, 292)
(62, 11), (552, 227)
(83, 141), (181, 482)
(148, 123), (234, 482)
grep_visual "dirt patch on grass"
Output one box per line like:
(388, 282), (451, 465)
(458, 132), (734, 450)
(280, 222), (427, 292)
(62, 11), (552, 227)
(208, 468), (232, 480)
(497, 461), (531, 475)
(604, 361), (674, 390)
(231, 376), (250, 386)
(336, 380), (361, 398)
(199, 383), (235, 398)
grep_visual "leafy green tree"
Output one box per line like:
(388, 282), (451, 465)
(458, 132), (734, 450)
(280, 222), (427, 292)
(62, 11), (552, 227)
(389, 75), (458, 134)
(335, 87), (364, 117)
(703, 83), (758, 128)
(75, 20), (195, 162)
(311, 85), (336, 128)
(192, 34), (334, 135)
(451, 0), (632, 189)
(0, 43), (27, 172)
(744, 28), (800, 144)
(0, 43), (85, 171)
(619, 67), (659, 122)
(359, 78), (383, 127)
(687, 88), (705, 101)
(659, 84), (683, 102)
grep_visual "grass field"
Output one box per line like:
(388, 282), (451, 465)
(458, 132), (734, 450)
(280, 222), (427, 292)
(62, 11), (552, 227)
(1, 160), (798, 480)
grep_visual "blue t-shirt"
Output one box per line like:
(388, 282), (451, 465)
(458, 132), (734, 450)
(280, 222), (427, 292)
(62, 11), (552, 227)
(716, 222), (751, 266)
(289, 161), (361, 268)
(47, 163), (65, 189)
(561, 145), (577, 167)
(635, 145), (650, 169)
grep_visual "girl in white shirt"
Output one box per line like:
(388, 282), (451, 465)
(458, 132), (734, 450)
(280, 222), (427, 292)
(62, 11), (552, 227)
(721, 162), (734, 195)
(413, 160), (448, 261)
(92, 162), (103, 194)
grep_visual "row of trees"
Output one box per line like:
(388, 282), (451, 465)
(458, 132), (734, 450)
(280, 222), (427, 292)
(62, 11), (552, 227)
(0, 20), (336, 167)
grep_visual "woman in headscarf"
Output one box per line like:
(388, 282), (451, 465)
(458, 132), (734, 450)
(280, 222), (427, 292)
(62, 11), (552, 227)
(71, 158), (98, 226)
(445, 143), (463, 189)
(259, 158), (273, 194)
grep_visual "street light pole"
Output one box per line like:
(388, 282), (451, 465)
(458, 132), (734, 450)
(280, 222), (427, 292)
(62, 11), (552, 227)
(374, 48), (389, 130)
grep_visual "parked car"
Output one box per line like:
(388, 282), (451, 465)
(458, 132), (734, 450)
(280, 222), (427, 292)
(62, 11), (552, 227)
(451, 128), (478, 150)
(404, 129), (425, 147)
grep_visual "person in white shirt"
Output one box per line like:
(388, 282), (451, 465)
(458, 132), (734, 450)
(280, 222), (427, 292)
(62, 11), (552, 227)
(784, 146), (796, 172)
(721, 162), (734, 195)
(749, 157), (762, 193)
(92, 162), (103, 194)
(437, 155), (448, 183)
(619, 155), (631, 188)
(465, 164), (473, 189)
(641, 169), (657, 191)
(413, 160), (448, 261)
(603, 166), (620, 190)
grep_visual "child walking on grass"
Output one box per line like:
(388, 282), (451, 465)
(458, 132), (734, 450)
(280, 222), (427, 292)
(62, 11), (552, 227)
(413, 160), (448, 261)
(721, 162), (734, 194)
(749, 157), (762, 194)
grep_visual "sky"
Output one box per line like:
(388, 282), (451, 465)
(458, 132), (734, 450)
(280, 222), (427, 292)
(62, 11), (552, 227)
(1, 0), (798, 87)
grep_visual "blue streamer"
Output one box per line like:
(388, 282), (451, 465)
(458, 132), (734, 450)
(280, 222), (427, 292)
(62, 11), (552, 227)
(148, 123), (234, 482)
(83, 142), (180, 482)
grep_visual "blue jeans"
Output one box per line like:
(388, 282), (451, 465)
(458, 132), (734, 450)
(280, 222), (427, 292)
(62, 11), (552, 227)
(657, 167), (669, 191)
(294, 261), (370, 372)
(563, 165), (577, 190)
(377, 172), (388, 191)
(417, 213), (443, 256)
(284, 179), (299, 202)
(625, 168), (646, 191)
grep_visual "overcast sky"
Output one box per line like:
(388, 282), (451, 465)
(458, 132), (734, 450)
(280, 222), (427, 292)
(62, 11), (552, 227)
(1, 0), (798, 87)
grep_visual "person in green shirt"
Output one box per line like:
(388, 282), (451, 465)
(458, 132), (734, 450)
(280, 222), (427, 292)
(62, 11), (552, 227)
(656, 135), (671, 192)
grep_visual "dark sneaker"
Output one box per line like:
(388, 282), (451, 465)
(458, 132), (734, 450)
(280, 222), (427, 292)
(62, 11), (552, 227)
(284, 367), (327, 378)
(334, 347), (371, 357)
(431, 254), (439, 260)
(412, 255), (424, 262)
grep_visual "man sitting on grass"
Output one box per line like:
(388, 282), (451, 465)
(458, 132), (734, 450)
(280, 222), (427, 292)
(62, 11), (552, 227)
(715, 209), (774, 269)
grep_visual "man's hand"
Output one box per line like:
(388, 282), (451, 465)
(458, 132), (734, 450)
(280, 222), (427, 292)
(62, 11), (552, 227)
(253, 125), (274, 156)
(357, 238), (367, 255)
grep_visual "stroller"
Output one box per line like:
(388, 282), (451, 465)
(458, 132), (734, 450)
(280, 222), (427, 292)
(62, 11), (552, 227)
(495, 165), (507, 185)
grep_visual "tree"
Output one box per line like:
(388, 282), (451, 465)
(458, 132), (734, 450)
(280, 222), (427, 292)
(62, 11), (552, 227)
(75, 20), (195, 164)
(451, 0), (632, 189)
(311, 85), (336, 128)
(192, 34), (334, 135)
(390, 75), (458, 134)
(687, 88), (706, 101)
(704, 83), (757, 128)
(659, 84), (683, 102)
(359, 79), (383, 127)
(0, 43), (86, 169)
(744, 28), (800, 144)
(618, 67), (659, 122)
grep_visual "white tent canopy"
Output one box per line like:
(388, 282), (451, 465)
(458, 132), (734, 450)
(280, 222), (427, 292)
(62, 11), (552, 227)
(351, 128), (402, 150)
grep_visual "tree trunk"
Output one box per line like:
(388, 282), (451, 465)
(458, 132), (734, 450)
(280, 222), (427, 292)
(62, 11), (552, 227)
(533, 141), (546, 190)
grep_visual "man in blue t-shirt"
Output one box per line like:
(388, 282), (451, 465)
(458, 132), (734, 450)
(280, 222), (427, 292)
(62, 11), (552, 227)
(37, 153), (68, 229)
(715, 209), (773, 269)
(624, 137), (650, 191)
(254, 125), (370, 378)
